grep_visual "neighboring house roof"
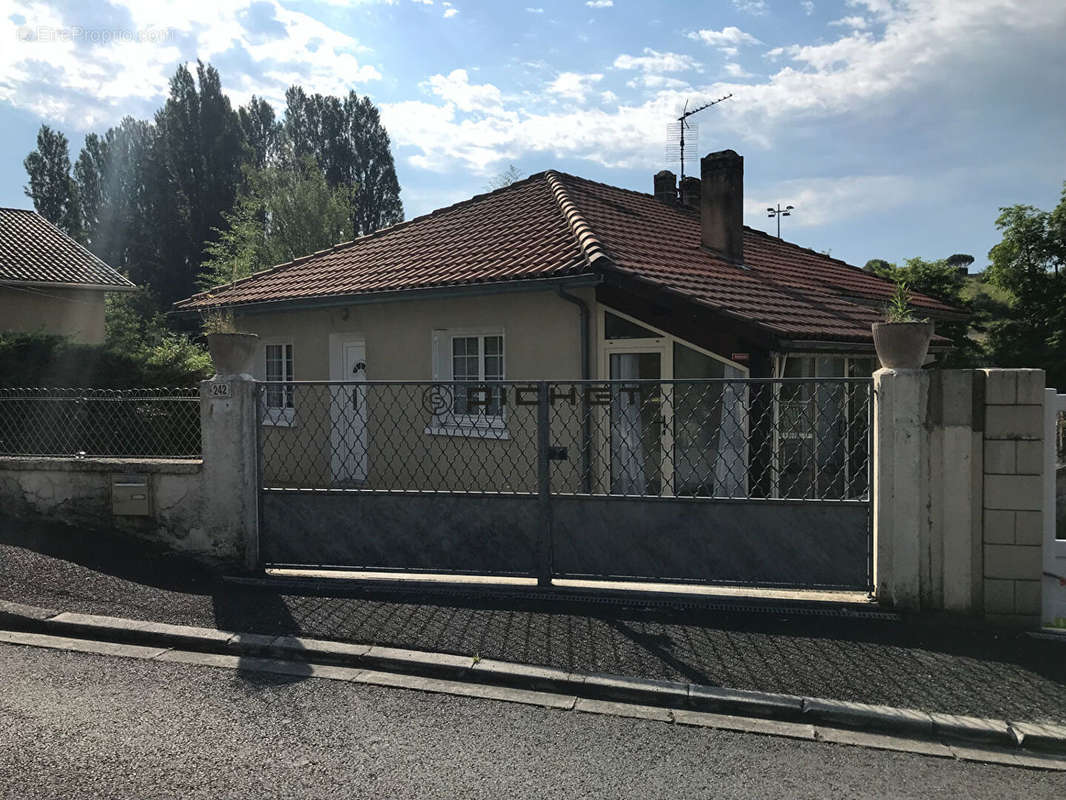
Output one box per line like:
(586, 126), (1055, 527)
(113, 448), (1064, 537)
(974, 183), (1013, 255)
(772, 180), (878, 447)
(175, 173), (962, 343)
(0, 207), (135, 290)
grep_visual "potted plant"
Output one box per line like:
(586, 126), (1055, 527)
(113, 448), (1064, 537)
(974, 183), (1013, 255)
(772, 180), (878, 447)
(871, 282), (934, 369)
(203, 307), (259, 377)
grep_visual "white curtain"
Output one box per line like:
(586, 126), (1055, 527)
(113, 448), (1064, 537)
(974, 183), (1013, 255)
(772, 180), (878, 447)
(714, 363), (748, 497)
(610, 354), (646, 494)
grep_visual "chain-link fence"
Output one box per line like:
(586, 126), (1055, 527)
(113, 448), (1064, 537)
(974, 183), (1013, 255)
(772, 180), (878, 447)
(0, 388), (201, 458)
(259, 378), (871, 501)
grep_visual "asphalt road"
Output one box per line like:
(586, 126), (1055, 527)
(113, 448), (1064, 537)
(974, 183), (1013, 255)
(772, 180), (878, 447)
(4, 529), (1066, 723)
(0, 644), (1063, 800)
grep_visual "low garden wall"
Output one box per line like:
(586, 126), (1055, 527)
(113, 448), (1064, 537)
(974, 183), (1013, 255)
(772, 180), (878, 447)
(0, 456), (240, 561)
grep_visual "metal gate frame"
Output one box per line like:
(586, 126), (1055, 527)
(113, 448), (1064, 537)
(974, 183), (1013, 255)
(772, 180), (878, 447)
(255, 378), (874, 592)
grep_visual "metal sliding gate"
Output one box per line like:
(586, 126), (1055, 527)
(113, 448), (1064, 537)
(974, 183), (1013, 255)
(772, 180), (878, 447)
(256, 378), (873, 591)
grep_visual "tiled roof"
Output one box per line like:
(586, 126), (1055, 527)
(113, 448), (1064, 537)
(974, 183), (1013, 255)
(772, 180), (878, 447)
(176, 172), (961, 343)
(0, 207), (134, 289)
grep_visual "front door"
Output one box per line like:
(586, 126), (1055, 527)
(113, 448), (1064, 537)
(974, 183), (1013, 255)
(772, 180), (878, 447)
(330, 335), (368, 486)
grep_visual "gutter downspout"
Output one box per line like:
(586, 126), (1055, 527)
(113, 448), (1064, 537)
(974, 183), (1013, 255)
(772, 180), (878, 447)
(557, 285), (593, 494)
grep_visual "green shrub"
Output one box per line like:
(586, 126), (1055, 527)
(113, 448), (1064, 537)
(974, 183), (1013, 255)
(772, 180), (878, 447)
(0, 295), (212, 389)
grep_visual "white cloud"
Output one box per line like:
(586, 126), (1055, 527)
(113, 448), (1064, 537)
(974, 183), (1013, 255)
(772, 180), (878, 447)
(687, 26), (761, 57)
(626, 75), (690, 90)
(424, 69), (504, 113)
(586, 0), (614, 7)
(731, 0), (768, 15)
(443, 7), (459, 18)
(0, 0), (382, 127)
(547, 72), (604, 101)
(525, 7), (544, 12)
(830, 15), (869, 29)
(801, 1), (815, 14)
(380, 0), (1066, 180)
(613, 48), (700, 73)
(746, 174), (916, 228)
(723, 62), (754, 78)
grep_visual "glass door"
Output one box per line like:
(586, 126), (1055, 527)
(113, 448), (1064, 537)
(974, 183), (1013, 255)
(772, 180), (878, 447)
(609, 351), (663, 495)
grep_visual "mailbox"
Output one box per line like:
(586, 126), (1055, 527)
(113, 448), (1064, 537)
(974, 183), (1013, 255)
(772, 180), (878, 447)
(112, 474), (151, 516)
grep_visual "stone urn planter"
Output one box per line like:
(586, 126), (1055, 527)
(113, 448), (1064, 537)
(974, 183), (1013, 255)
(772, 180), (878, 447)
(207, 332), (259, 377)
(871, 320), (933, 369)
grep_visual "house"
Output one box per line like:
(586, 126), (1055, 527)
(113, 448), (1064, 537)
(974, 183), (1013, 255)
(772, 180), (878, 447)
(175, 150), (963, 498)
(0, 207), (135, 344)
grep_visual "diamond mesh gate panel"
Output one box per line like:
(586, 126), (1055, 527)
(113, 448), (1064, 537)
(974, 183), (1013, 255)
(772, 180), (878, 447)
(258, 379), (871, 500)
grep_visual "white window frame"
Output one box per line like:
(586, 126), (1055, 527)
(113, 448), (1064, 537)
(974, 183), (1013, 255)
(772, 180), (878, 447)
(261, 339), (295, 427)
(596, 304), (750, 497)
(427, 328), (508, 439)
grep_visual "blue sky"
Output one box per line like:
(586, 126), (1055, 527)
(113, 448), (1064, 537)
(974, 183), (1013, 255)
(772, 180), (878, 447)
(1, 0), (1065, 270)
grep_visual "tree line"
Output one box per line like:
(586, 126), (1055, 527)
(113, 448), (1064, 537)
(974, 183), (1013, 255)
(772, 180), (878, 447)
(23, 61), (403, 312)
(863, 182), (1066, 389)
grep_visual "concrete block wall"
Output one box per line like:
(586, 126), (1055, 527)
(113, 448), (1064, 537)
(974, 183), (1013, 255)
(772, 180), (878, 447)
(875, 367), (1047, 624)
(981, 369), (1046, 625)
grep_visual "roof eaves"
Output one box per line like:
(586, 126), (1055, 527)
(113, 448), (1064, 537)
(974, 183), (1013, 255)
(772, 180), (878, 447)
(171, 271), (601, 315)
(0, 278), (136, 292)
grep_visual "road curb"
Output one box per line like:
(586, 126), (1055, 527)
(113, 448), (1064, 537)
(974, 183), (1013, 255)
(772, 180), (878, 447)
(2, 599), (1064, 756)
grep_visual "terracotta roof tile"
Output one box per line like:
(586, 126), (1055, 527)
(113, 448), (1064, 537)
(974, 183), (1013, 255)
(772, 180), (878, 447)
(176, 172), (962, 343)
(0, 207), (134, 289)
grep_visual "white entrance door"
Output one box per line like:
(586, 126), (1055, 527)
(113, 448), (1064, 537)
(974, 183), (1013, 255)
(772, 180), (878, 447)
(1043, 389), (1066, 628)
(330, 335), (368, 486)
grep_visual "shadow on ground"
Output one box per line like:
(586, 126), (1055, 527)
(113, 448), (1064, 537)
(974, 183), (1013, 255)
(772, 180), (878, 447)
(2, 516), (1066, 720)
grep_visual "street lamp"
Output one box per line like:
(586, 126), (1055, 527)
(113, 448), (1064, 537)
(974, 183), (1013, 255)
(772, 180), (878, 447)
(767, 204), (794, 239)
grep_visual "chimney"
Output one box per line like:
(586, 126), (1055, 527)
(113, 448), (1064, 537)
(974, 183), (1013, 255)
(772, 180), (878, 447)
(679, 176), (701, 210)
(653, 170), (677, 204)
(700, 150), (744, 264)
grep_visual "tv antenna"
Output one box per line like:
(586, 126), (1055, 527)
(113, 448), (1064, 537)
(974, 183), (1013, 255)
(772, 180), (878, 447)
(665, 94), (733, 181)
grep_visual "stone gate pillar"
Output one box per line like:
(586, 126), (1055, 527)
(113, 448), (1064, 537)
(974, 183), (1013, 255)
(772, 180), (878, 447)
(199, 375), (259, 571)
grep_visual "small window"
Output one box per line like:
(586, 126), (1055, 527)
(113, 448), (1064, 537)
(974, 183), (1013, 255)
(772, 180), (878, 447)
(450, 334), (503, 417)
(604, 311), (659, 340)
(263, 342), (294, 426)
(429, 330), (506, 437)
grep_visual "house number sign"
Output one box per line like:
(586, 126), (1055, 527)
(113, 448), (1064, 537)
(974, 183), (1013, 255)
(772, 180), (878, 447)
(210, 383), (231, 398)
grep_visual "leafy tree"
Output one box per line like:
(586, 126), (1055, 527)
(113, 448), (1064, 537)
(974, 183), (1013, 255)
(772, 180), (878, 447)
(239, 95), (282, 170)
(23, 125), (81, 238)
(283, 87), (403, 235)
(199, 156), (355, 289)
(862, 258), (892, 274)
(103, 292), (212, 384)
(863, 255), (981, 367)
(984, 183), (1066, 389)
(152, 61), (245, 307)
(25, 62), (404, 319)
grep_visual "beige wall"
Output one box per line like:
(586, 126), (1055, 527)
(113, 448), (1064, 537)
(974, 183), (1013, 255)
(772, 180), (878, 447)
(0, 286), (108, 344)
(237, 288), (597, 492)
(236, 288), (595, 382)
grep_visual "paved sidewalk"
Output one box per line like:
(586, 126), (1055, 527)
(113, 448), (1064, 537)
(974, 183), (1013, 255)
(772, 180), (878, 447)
(2, 520), (1066, 723)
